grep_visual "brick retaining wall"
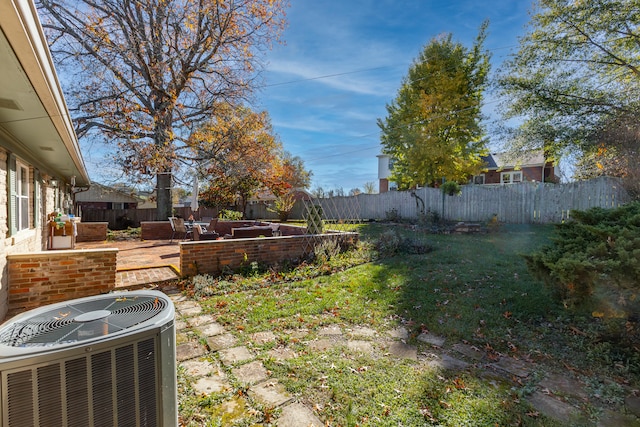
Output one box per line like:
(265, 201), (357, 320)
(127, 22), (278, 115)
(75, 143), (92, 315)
(180, 232), (358, 277)
(7, 249), (118, 315)
(76, 222), (108, 242)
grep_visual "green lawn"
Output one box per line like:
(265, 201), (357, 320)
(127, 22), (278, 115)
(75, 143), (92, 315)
(179, 222), (638, 425)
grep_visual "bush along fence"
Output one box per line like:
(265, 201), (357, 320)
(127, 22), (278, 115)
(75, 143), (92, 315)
(309, 176), (631, 224)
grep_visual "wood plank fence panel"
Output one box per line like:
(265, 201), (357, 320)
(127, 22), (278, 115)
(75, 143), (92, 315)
(298, 177), (630, 224)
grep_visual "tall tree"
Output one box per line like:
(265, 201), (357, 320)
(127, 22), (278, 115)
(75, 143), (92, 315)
(193, 103), (280, 215)
(269, 151), (312, 197)
(497, 0), (640, 161)
(37, 0), (288, 220)
(378, 22), (490, 190)
(574, 113), (640, 198)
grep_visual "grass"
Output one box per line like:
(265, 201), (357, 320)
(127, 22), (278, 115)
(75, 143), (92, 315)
(177, 222), (639, 426)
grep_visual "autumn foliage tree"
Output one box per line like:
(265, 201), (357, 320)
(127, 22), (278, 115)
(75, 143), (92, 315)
(36, 0), (288, 220)
(378, 23), (490, 190)
(193, 103), (280, 214)
(498, 0), (640, 165)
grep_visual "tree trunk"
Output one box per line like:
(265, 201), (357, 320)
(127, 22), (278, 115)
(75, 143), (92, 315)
(156, 172), (172, 220)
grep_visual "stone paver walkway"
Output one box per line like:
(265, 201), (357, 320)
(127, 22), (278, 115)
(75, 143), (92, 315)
(168, 291), (640, 426)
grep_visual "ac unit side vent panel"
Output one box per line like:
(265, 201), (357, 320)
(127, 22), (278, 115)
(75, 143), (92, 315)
(3, 336), (159, 427)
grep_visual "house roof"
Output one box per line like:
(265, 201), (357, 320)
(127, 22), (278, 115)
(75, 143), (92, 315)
(0, 0), (89, 186)
(74, 183), (140, 203)
(482, 151), (547, 170)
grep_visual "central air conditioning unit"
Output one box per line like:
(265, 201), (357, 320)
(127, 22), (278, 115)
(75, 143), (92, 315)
(0, 290), (177, 427)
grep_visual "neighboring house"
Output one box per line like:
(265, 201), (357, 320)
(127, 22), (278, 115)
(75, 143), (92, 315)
(75, 183), (139, 211)
(0, 0), (90, 319)
(377, 151), (556, 192)
(473, 151), (556, 185)
(376, 154), (394, 193)
(247, 188), (313, 205)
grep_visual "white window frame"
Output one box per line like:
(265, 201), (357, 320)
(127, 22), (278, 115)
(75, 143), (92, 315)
(15, 160), (30, 232)
(500, 171), (522, 184)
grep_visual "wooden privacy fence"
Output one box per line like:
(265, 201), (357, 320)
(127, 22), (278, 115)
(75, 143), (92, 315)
(308, 177), (630, 224)
(79, 177), (630, 227)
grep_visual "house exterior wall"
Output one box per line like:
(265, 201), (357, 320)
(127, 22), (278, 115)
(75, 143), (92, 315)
(0, 146), (73, 320)
(482, 163), (555, 184)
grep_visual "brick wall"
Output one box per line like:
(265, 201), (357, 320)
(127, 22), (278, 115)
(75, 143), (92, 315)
(76, 222), (108, 242)
(140, 221), (173, 240)
(180, 232), (358, 277)
(6, 249), (117, 315)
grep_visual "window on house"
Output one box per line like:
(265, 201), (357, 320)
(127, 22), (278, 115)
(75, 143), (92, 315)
(500, 171), (522, 184)
(472, 175), (485, 185)
(16, 161), (30, 231)
(112, 202), (126, 210)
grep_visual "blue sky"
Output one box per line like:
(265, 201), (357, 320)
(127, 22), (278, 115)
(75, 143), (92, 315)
(257, 0), (535, 192)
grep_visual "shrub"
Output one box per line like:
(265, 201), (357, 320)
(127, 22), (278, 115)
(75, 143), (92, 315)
(384, 208), (401, 222)
(441, 180), (461, 196)
(219, 209), (243, 220)
(313, 238), (342, 264)
(375, 229), (432, 257)
(525, 202), (640, 321)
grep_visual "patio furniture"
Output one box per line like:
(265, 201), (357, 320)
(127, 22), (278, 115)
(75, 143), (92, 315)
(169, 217), (193, 242)
(193, 224), (219, 241)
(231, 226), (273, 239)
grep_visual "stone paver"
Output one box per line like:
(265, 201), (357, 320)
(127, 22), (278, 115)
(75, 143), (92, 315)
(539, 374), (588, 399)
(251, 331), (277, 345)
(417, 332), (445, 347)
(193, 375), (231, 395)
(492, 356), (530, 378)
(283, 329), (309, 339)
(425, 354), (469, 371)
(176, 341), (208, 362)
(277, 403), (323, 427)
(219, 346), (254, 365)
(232, 361), (269, 386)
(308, 338), (342, 352)
(249, 380), (293, 407)
(267, 347), (298, 361)
(207, 333), (238, 351)
(452, 343), (485, 361)
(188, 314), (217, 327)
(348, 326), (377, 337)
(174, 300), (200, 311)
(387, 341), (418, 360)
(347, 340), (375, 355)
(180, 359), (218, 377)
(318, 325), (342, 336)
(525, 392), (584, 424)
(200, 322), (226, 337)
(387, 326), (409, 340)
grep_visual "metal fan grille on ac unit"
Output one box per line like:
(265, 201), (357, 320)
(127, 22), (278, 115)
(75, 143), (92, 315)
(0, 295), (167, 347)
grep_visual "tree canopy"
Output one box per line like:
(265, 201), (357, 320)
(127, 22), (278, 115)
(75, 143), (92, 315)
(37, 0), (288, 220)
(193, 103), (310, 214)
(497, 0), (640, 165)
(377, 23), (490, 190)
